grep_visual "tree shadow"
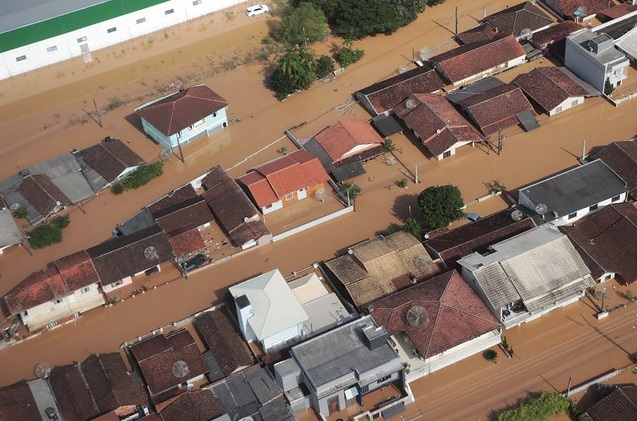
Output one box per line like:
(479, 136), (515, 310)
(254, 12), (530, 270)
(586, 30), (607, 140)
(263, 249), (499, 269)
(392, 193), (419, 222)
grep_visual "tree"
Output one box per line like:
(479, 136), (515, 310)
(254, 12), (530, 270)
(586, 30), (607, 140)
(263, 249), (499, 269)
(497, 392), (571, 421)
(315, 55), (335, 78)
(417, 184), (465, 229)
(270, 47), (318, 99)
(336, 42), (365, 67)
(483, 349), (498, 363)
(403, 217), (422, 240)
(27, 224), (63, 249)
(604, 78), (615, 96)
(340, 182), (361, 200)
(276, 2), (328, 46)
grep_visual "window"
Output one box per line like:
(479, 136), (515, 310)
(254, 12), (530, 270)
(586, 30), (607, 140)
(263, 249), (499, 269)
(443, 150), (452, 158)
(193, 0), (202, 4)
(589, 204), (598, 211)
(107, 27), (117, 33)
(571, 99), (579, 107)
(136, 17), (146, 24)
(54, 299), (63, 305)
(213, 112), (218, 118)
(165, 8), (174, 15)
(554, 105), (562, 113)
(568, 212), (577, 219)
(612, 195), (621, 202)
(80, 287), (91, 294)
(285, 192), (295, 200)
(77, 36), (87, 43)
(23, 311), (28, 316)
(377, 375), (391, 384)
(46, 46), (58, 53)
(15, 55), (26, 62)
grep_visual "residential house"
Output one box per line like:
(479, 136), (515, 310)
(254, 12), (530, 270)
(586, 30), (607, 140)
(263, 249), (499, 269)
(616, 22), (637, 62)
(578, 384), (637, 421)
(210, 364), (294, 421)
(562, 203), (637, 284)
(229, 269), (309, 354)
(287, 316), (408, 418)
(457, 225), (595, 328)
(0, 208), (22, 254)
(0, 379), (60, 421)
(49, 363), (99, 421)
(355, 65), (445, 116)
(135, 85), (229, 152)
(127, 328), (209, 404)
(513, 67), (591, 115)
(200, 165), (271, 249)
(543, 0), (613, 20)
(2, 173), (71, 225)
(565, 29), (629, 93)
(598, 3), (637, 23)
(237, 149), (330, 215)
(586, 140), (637, 199)
(158, 389), (226, 421)
(324, 231), (443, 310)
(429, 35), (527, 86)
(453, 83), (538, 135)
(87, 224), (173, 293)
(393, 93), (484, 159)
(517, 159), (628, 225)
(425, 208), (536, 267)
(193, 306), (255, 379)
(2, 250), (105, 331)
(78, 136), (145, 187)
(368, 270), (502, 381)
(530, 21), (584, 58)
(81, 353), (149, 415)
(455, 23), (501, 45)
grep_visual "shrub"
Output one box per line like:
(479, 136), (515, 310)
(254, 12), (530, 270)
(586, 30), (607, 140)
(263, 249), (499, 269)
(51, 215), (70, 229)
(13, 206), (28, 218)
(340, 182), (361, 199)
(336, 45), (365, 67)
(120, 162), (164, 191)
(403, 217), (422, 240)
(315, 55), (335, 78)
(396, 178), (409, 189)
(497, 392), (571, 421)
(111, 182), (125, 195)
(28, 224), (63, 249)
(626, 289), (635, 302)
(483, 349), (498, 363)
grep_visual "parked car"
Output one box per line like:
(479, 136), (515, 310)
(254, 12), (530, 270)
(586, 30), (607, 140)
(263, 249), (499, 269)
(466, 213), (482, 222)
(181, 253), (211, 272)
(246, 4), (269, 16)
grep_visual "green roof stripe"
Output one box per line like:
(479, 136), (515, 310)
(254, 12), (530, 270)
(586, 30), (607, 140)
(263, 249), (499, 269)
(0, 0), (171, 53)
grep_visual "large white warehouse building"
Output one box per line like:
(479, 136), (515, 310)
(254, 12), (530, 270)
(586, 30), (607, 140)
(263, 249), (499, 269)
(0, 0), (248, 81)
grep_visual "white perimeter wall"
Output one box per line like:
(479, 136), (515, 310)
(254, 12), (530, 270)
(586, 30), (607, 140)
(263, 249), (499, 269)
(0, 0), (249, 80)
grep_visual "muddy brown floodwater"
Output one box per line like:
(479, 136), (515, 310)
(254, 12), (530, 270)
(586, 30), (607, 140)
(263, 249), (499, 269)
(1, 1), (637, 413)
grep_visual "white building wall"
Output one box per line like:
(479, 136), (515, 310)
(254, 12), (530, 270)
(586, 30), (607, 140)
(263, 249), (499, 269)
(565, 36), (608, 92)
(262, 323), (304, 353)
(549, 96), (585, 116)
(0, 0), (249, 80)
(551, 192), (627, 226)
(262, 200), (283, 215)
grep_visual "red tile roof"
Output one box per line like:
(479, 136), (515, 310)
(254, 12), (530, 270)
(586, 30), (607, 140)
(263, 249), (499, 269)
(513, 67), (589, 113)
(394, 93), (483, 156)
(530, 21), (583, 47)
(152, 197), (214, 233)
(237, 150), (330, 208)
(484, 2), (552, 37)
(4, 266), (68, 315)
(49, 364), (98, 421)
(549, 0), (613, 19)
(368, 270), (500, 358)
(356, 65), (445, 114)
(456, 23), (501, 45)
(587, 140), (637, 198)
(80, 138), (144, 183)
(54, 250), (100, 292)
(136, 85), (228, 136)
(313, 120), (385, 163)
(193, 308), (255, 376)
(431, 35), (526, 84)
(81, 353), (149, 414)
(562, 203), (637, 284)
(0, 380), (41, 421)
(17, 174), (70, 218)
(458, 83), (536, 135)
(168, 226), (206, 257)
(159, 389), (226, 421)
(579, 384), (637, 421)
(201, 166), (270, 247)
(129, 328), (208, 397)
(426, 208), (536, 266)
(598, 3), (637, 20)
(146, 184), (198, 214)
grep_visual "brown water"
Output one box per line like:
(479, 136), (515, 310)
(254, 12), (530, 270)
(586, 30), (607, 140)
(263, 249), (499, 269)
(1, 0), (637, 400)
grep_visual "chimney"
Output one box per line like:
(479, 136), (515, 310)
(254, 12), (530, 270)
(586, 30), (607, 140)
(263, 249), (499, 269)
(361, 324), (388, 350)
(235, 294), (254, 335)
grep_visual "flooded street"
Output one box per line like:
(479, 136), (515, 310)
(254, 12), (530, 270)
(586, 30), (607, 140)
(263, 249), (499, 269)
(1, 0), (637, 408)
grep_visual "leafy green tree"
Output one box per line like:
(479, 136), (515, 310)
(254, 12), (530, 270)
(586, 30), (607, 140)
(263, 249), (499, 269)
(120, 162), (164, 190)
(340, 182), (362, 200)
(403, 217), (422, 240)
(270, 47), (318, 99)
(482, 349), (498, 363)
(315, 55), (335, 78)
(276, 2), (328, 46)
(417, 184), (465, 229)
(27, 224), (63, 249)
(51, 215), (70, 229)
(336, 43), (365, 67)
(497, 392), (571, 421)
(427, 0), (445, 5)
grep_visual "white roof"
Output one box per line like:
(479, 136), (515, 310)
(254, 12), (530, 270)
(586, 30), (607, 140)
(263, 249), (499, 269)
(229, 269), (309, 340)
(0, 208), (21, 248)
(289, 272), (327, 305)
(617, 26), (637, 60)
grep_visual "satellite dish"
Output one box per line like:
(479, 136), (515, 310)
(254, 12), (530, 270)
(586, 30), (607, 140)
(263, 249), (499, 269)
(405, 98), (417, 110)
(35, 362), (51, 379)
(243, 216), (250, 223)
(398, 65), (408, 74)
(519, 28), (533, 41)
(143, 246), (159, 260)
(172, 360), (190, 378)
(315, 188), (326, 202)
(10, 203), (20, 211)
(406, 305), (430, 328)
(535, 204), (548, 216)
(414, 255), (430, 271)
(511, 209), (524, 221)
(420, 47), (432, 61)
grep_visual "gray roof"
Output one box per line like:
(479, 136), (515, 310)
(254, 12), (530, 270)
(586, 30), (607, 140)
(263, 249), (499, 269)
(457, 225), (594, 312)
(290, 316), (401, 390)
(0, 208), (21, 248)
(118, 209), (155, 235)
(28, 153), (97, 204)
(519, 160), (628, 222)
(0, 174), (44, 225)
(303, 138), (366, 182)
(0, 0), (109, 34)
(27, 378), (61, 421)
(569, 29), (628, 65)
(445, 77), (504, 104)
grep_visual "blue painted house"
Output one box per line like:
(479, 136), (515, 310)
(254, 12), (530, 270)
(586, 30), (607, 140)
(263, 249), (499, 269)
(135, 84), (229, 152)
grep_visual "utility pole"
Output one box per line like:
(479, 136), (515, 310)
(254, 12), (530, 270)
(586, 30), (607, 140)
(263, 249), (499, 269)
(93, 98), (103, 127)
(484, 5), (487, 19)
(582, 139), (587, 160)
(566, 376), (572, 397)
(415, 164), (419, 184)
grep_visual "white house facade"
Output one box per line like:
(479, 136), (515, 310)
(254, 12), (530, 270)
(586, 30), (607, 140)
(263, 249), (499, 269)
(0, 0), (249, 81)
